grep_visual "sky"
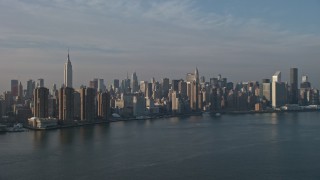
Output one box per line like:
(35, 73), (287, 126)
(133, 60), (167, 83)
(0, 0), (320, 92)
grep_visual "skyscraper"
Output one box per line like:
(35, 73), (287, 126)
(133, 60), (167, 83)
(161, 78), (170, 98)
(195, 67), (199, 83)
(73, 91), (81, 120)
(272, 71), (287, 108)
(97, 91), (111, 120)
(188, 67), (200, 111)
(64, 50), (73, 88)
(113, 79), (120, 90)
(33, 87), (49, 118)
(261, 79), (272, 105)
(179, 81), (187, 96)
(26, 79), (35, 99)
(37, 78), (44, 88)
(133, 93), (146, 117)
(140, 81), (148, 96)
(51, 84), (58, 97)
(18, 81), (23, 99)
(89, 79), (98, 90)
(272, 71), (281, 83)
(171, 80), (180, 91)
(11, 80), (18, 97)
(186, 67), (199, 83)
(98, 79), (105, 92)
(58, 87), (74, 123)
(131, 72), (139, 93)
(290, 68), (298, 104)
(79, 87), (96, 121)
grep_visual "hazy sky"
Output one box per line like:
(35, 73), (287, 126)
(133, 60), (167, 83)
(1, 0), (320, 92)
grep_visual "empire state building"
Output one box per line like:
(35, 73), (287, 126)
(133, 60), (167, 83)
(64, 50), (73, 88)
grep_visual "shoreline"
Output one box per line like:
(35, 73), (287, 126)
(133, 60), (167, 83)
(24, 109), (319, 131)
(217, 109), (319, 115)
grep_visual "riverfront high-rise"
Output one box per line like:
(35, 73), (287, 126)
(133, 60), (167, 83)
(290, 68), (298, 104)
(58, 87), (74, 123)
(64, 50), (73, 88)
(188, 68), (200, 111)
(97, 91), (111, 120)
(33, 87), (49, 118)
(79, 87), (96, 121)
(272, 71), (287, 108)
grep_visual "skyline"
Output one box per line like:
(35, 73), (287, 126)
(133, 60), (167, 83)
(1, 0), (320, 91)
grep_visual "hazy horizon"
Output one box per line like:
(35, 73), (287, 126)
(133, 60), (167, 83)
(1, 0), (319, 92)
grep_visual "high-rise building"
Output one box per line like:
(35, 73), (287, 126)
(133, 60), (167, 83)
(186, 67), (199, 83)
(140, 81), (148, 96)
(11, 80), (18, 97)
(33, 87), (49, 118)
(161, 78), (170, 98)
(302, 75), (308, 83)
(195, 67), (199, 83)
(48, 97), (57, 118)
(290, 68), (298, 104)
(18, 81), (24, 99)
(210, 78), (218, 87)
(58, 87), (74, 123)
(152, 81), (161, 99)
(190, 81), (199, 111)
(146, 83), (153, 99)
(26, 79), (35, 99)
(262, 79), (272, 104)
(304, 89), (319, 105)
(37, 79), (44, 88)
(3, 91), (13, 113)
(131, 72), (139, 93)
(97, 91), (111, 121)
(64, 50), (73, 88)
(272, 72), (287, 108)
(301, 75), (311, 89)
(178, 81), (187, 96)
(133, 93), (145, 117)
(188, 68), (200, 111)
(171, 80), (179, 91)
(121, 74), (131, 93)
(79, 87), (96, 121)
(113, 79), (120, 90)
(272, 71), (281, 82)
(89, 79), (98, 90)
(172, 91), (183, 113)
(73, 91), (81, 120)
(200, 76), (205, 84)
(97, 79), (105, 92)
(51, 84), (57, 96)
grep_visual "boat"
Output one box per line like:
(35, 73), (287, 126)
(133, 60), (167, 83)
(6, 123), (26, 132)
(112, 113), (121, 118)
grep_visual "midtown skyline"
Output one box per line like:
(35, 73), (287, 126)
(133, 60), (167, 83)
(3, 60), (318, 94)
(1, 0), (320, 91)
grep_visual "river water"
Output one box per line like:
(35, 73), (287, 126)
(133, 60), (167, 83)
(1, 112), (320, 180)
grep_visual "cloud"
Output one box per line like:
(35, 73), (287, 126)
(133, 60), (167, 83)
(0, 0), (320, 91)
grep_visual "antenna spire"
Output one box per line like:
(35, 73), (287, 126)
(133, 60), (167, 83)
(67, 48), (70, 62)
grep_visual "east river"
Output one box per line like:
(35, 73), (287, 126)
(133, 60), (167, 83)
(1, 112), (320, 180)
